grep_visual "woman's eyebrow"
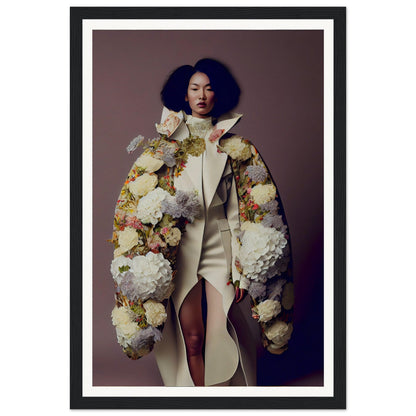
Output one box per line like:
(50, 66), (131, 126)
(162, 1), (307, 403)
(190, 82), (212, 87)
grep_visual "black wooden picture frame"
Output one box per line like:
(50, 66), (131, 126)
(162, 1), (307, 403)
(70, 6), (346, 409)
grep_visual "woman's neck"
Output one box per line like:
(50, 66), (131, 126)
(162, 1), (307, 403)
(186, 114), (213, 138)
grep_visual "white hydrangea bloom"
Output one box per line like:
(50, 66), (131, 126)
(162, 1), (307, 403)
(120, 252), (172, 302)
(239, 222), (288, 282)
(136, 187), (171, 225)
(110, 256), (133, 286)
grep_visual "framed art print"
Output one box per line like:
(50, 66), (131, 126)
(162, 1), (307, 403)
(70, 6), (346, 409)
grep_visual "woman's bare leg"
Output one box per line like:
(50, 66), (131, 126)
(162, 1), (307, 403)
(179, 279), (205, 386)
(205, 280), (231, 386)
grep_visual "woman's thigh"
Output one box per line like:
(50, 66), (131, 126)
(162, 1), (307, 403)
(204, 280), (227, 335)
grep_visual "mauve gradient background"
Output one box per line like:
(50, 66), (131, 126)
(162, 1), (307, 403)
(92, 30), (323, 387)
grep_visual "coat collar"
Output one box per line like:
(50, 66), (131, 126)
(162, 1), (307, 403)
(156, 107), (242, 208)
(155, 107), (243, 143)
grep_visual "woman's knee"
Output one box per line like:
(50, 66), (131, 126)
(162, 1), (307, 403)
(183, 331), (204, 357)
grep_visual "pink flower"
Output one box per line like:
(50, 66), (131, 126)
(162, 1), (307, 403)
(125, 216), (143, 230)
(209, 128), (224, 143)
(247, 188), (252, 194)
(161, 227), (169, 235)
(149, 242), (161, 250)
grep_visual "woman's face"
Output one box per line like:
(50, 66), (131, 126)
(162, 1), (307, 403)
(185, 72), (216, 118)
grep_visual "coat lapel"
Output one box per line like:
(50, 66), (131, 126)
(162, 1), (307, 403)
(183, 154), (204, 206)
(202, 111), (243, 207)
(202, 141), (227, 208)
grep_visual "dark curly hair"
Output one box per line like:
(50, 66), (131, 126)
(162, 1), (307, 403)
(160, 58), (241, 118)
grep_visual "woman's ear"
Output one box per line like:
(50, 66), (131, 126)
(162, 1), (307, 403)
(185, 94), (189, 102)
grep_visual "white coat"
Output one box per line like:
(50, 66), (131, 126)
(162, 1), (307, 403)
(153, 108), (258, 386)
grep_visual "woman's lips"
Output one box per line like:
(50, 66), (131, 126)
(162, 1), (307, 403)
(197, 103), (206, 107)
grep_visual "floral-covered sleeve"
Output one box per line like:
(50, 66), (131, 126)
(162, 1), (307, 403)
(219, 136), (294, 354)
(109, 143), (200, 359)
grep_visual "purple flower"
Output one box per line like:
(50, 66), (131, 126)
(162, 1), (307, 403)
(159, 142), (177, 167)
(161, 198), (182, 218)
(129, 326), (163, 351)
(176, 191), (201, 221)
(248, 282), (267, 300)
(273, 245), (291, 275)
(161, 190), (201, 222)
(246, 165), (267, 182)
(126, 135), (145, 154)
(119, 272), (140, 301)
(266, 278), (287, 300)
(260, 199), (279, 215)
(262, 213), (287, 233)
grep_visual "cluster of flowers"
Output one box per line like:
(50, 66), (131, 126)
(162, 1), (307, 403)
(111, 111), (293, 359)
(110, 139), (202, 359)
(218, 136), (294, 354)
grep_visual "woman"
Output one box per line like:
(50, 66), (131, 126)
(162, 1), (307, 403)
(110, 58), (293, 387)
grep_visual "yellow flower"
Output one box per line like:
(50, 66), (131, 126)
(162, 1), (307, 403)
(250, 183), (276, 205)
(135, 151), (164, 173)
(221, 136), (251, 161)
(184, 137), (206, 157)
(143, 300), (167, 327)
(256, 299), (281, 322)
(264, 321), (293, 349)
(165, 227), (181, 246)
(117, 227), (139, 254)
(128, 173), (158, 197)
(111, 306), (138, 340)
